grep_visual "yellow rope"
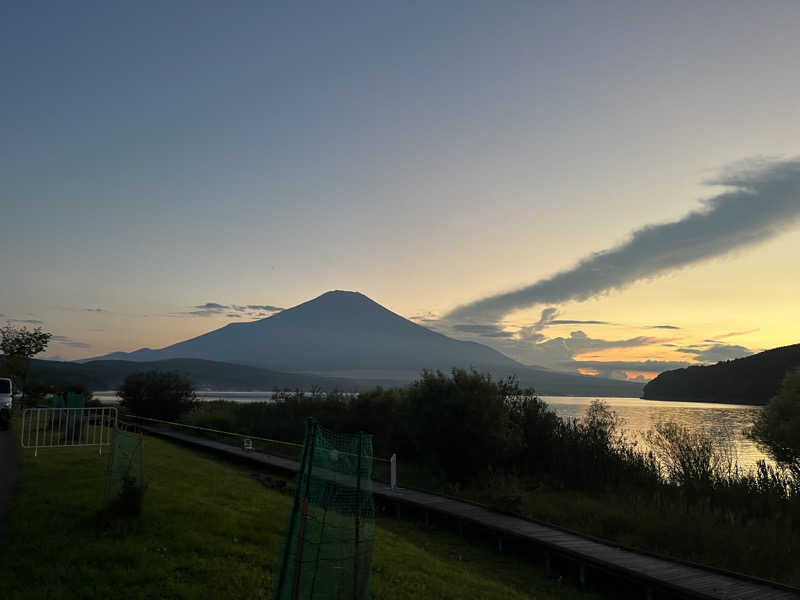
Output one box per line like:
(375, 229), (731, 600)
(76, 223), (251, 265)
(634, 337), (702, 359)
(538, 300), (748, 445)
(126, 414), (391, 463)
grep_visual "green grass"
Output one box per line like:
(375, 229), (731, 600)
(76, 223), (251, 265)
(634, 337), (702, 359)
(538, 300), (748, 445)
(0, 432), (599, 600)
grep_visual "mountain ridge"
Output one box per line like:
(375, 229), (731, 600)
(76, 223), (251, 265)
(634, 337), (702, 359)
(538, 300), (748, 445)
(84, 290), (644, 396)
(643, 343), (800, 404)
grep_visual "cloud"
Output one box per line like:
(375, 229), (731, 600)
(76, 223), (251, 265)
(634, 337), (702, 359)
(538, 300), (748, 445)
(489, 329), (658, 370)
(552, 319), (611, 325)
(196, 302), (227, 310)
(650, 325), (680, 330)
(713, 329), (759, 339)
(447, 157), (800, 322)
(179, 302), (283, 318)
(51, 335), (91, 349)
(533, 307), (559, 330)
(677, 343), (752, 363)
(571, 359), (693, 372)
(525, 307), (612, 332)
(85, 308), (106, 312)
(236, 304), (284, 312)
(452, 324), (514, 338)
(8, 319), (44, 325)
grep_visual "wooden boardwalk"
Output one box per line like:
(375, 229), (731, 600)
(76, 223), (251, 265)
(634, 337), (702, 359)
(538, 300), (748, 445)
(128, 422), (799, 600)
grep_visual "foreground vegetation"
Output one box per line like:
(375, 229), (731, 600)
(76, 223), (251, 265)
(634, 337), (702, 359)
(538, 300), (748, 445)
(173, 369), (800, 586)
(0, 428), (598, 600)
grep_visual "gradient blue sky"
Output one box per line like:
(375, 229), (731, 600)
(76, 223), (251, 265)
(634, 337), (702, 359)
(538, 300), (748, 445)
(3, 2), (800, 379)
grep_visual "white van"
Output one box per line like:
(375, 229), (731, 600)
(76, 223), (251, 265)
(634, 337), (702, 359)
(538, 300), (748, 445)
(0, 377), (12, 430)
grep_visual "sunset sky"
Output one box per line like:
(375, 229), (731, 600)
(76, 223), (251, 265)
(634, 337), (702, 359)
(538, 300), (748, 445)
(3, 2), (800, 380)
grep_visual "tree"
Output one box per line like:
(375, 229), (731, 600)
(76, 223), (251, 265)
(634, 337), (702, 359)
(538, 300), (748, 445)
(0, 323), (52, 404)
(751, 367), (800, 471)
(117, 370), (198, 421)
(406, 369), (525, 483)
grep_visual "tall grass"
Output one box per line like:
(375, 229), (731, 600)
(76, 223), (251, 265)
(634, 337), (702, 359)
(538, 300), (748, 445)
(169, 371), (799, 584)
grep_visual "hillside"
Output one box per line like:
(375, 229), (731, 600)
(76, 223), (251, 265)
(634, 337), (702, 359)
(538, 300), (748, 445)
(14, 357), (380, 392)
(642, 343), (800, 404)
(84, 290), (644, 397)
(87, 291), (518, 372)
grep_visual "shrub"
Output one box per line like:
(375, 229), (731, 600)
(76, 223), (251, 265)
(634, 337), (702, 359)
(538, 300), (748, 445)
(117, 370), (197, 421)
(751, 367), (800, 469)
(407, 369), (525, 483)
(646, 421), (735, 498)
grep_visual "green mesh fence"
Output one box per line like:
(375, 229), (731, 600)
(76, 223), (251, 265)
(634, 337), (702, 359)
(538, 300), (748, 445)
(274, 419), (375, 600)
(104, 429), (144, 504)
(66, 392), (85, 409)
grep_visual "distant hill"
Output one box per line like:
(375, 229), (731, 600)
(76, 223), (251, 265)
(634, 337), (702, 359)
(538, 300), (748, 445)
(15, 357), (381, 392)
(83, 290), (644, 397)
(642, 343), (800, 405)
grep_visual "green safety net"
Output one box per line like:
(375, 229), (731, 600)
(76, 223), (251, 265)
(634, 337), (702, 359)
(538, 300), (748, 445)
(66, 392), (85, 409)
(50, 394), (64, 409)
(104, 429), (144, 504)
(274, 419), (375, 600)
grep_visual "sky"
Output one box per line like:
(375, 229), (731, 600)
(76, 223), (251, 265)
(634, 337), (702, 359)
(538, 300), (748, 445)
(2, 2), (800, 381)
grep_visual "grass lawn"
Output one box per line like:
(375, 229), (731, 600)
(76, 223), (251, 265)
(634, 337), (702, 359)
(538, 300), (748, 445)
(0, 431), (600, 600)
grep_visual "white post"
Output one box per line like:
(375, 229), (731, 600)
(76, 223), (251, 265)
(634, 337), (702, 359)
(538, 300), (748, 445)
(34, 409), (40, 457)
(390, 453), (397, 490)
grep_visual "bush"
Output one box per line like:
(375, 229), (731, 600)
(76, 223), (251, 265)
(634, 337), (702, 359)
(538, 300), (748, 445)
(406, 369), (525, 483)
(751, 367), (800, 469)
(117, 370), (197, 421)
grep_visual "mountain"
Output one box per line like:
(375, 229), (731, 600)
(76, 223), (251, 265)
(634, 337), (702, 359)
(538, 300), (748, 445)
(87, 291), (518, 370)
(643, 343), (800, 404)
(85, 290), (644, 396)
(20, 358), (385, 392)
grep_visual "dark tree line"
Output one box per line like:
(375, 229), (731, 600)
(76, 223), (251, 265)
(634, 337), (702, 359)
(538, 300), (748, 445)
(643, 343), (800, 404)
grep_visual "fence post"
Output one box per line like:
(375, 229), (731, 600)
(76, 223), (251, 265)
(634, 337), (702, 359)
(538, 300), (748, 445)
(390, 453), (397, 490)
(34, 409), (40, 457)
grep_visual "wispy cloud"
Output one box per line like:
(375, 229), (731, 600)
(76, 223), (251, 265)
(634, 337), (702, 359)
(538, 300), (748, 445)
(448, 157), (800, 322)
(235, 304), (284, 312)
(84, 308), (106, 313)
(571, 359), (692, 372)
(452, 324), (514, 338)
(712, 329), (760, 340)
(650, 325), (680, 330)
(177, 302), (284, 318)
(524, 307), (612, 332)
(51, 335), (91, 349)
(677, 343), (752, 363)
(485, 329), (658, 370)
(8, 319), (44, 325)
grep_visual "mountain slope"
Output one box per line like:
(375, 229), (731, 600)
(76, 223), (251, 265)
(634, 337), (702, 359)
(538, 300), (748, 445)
(86, 290), (644, 396)
(643, 343), (800, 404)
(89, 291), (519, 371)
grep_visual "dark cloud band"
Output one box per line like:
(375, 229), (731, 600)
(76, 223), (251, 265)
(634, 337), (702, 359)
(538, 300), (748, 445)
(447, 157), (800, 322)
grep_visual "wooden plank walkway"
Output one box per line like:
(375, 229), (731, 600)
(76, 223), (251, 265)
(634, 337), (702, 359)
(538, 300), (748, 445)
(128, 422), (800, 600)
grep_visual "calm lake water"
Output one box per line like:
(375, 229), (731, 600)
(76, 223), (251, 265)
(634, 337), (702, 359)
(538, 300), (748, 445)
(542, 396), (768, 472)
(95, 390), (770, 472)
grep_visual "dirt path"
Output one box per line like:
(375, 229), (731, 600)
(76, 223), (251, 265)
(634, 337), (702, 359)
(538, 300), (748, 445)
(0, 425), (20, 540)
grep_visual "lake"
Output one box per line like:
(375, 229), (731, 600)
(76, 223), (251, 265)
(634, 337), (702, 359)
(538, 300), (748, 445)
(95, 390), (770, 472)
(542, 396), (768, 471)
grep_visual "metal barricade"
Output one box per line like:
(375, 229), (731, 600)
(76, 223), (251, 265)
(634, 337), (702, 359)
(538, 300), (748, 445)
(21, 407), (118, 456)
